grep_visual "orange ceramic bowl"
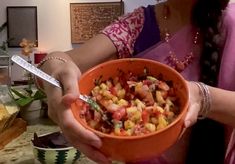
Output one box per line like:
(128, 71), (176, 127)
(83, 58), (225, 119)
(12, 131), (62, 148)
(71, 58), (189, 162)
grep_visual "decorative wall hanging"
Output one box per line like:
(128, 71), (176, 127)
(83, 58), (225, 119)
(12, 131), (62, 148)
(70, 2), (124, 43)
(7, 6), (38, 47)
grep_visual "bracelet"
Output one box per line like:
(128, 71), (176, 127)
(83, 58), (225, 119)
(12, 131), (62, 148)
(37, 56), (68, 68)
(34, 56), (68, 92)
(193, 82), (212, 119)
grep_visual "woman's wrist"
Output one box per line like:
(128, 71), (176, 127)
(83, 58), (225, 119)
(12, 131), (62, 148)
(39, 52), (72, 70)
(37, 56), (68, 69)
(192, 81), (212, 119)
(34, 51), (72, 92)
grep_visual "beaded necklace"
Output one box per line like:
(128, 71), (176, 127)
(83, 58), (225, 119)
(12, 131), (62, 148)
(161, 4), (200, 72)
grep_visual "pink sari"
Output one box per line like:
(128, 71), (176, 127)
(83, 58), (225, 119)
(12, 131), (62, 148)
(102, 3), (235, 163)
(220, 4), (235, 164)
(134, 3), (235, 164)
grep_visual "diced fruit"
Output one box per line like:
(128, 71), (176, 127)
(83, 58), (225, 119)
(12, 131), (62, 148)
(145, 123), (156, 132)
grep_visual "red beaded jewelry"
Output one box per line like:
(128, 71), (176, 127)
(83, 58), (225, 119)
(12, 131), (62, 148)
(161, 4), (200, 72)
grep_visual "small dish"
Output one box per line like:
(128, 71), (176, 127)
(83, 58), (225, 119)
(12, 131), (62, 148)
(31, 131), (81, 164)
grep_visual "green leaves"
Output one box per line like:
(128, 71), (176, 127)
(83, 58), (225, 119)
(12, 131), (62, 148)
(33, 90), (46, 100)
(10, 88), (27, 99)
(9, 87), (46, 107)
(16, 97), (34, 107)
(0, 22), (7, 33)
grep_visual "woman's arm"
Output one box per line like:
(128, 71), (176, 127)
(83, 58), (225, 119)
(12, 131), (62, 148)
(185, 82), (235, 128)
(208, 86), (235, 127)
(43, 33), (117, 74)
(66, 34), (117, 73)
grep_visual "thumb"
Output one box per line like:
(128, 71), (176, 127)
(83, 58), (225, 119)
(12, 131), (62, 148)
(62, 93), (80, 107)
(59, 72), (80, 107)
(184, 103), (200, 128)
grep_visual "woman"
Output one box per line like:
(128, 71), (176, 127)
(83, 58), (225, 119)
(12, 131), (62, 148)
(37, 0), (235, 163)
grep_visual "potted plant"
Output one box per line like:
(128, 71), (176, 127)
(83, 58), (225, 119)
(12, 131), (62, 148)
(8, 38), (47, 124)
(9, 83), (46, 107)
(9, 81), (47, 124)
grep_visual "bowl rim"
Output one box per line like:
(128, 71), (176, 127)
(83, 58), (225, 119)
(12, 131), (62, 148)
(77, 58), (189, 139)
(32, 145), (75, 151)
(31, 131), (75, 151)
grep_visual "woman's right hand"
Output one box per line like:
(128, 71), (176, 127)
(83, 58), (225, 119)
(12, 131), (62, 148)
(40, 53), (111, 164)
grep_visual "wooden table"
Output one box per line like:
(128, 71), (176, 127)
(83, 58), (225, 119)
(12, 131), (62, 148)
(0, 118), (27, 150)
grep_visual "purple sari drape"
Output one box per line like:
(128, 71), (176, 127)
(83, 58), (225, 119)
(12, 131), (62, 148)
(133, 3), (235, 164)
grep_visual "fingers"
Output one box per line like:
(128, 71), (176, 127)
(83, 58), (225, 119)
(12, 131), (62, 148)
(74, 142), (111, 164)
(46, 86), (63, 124)
(58, 66), (81, 106)
(184, 102), (200, 128)
(178, 127), (186, 140)
(46, 86), (108, 164)
(58, 104), (102, 148)
(58, 108), (110, 164)
(56, 68), (101, 146)
(62, 93), (80, 107)
(56, 100), (110, 164)
(184, 81), (202, 128)
(58, 65), (81, 95)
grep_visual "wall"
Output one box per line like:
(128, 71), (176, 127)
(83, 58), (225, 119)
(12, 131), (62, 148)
(0, 0), (156, 52)
(0, 0), (156, 81)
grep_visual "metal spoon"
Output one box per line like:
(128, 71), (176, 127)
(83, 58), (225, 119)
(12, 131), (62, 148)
(11, 55), (112, 125)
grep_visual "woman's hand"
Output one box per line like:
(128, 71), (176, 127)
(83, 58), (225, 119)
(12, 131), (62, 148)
(41, 55), (111, 164)
(184, 81), (202, 128)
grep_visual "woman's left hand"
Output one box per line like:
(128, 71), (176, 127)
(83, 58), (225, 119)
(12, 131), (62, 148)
(184, 81), (202, 128)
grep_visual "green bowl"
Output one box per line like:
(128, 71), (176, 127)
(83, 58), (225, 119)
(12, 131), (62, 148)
(31, 132), (81, 164)
(32, 146), (80, 164)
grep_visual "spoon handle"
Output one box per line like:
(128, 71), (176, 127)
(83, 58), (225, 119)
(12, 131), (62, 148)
(11, 55), (61, 88)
